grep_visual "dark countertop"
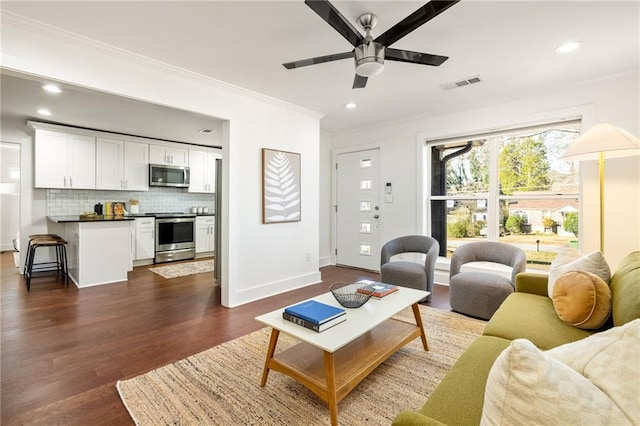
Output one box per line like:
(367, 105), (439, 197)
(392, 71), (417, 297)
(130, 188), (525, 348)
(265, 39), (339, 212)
(126, 213), (215, 217)
(48, 215), (135, 223)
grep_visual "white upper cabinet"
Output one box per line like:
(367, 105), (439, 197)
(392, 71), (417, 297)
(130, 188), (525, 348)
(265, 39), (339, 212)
(96, 137), (124, 190)
(188, 149), (221, 193)
(124, 141), (149, 190)
(149, 144), (188, 167)
(34, 129), (96, 189)
(96, 138), (149, 191)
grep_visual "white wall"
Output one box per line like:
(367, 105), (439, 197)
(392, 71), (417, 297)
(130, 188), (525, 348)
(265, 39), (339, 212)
(2, 13), (323, 307)
(330, 72), (640, 271)
(319, 132), (332, 267)
(0, 142), (21, 252)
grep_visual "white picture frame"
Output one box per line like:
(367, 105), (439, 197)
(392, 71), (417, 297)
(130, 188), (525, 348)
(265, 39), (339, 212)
(262, 148), (301, 224)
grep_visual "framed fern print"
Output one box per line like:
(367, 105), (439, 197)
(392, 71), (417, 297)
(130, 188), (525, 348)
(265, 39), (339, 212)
(262, 148), (301, 223)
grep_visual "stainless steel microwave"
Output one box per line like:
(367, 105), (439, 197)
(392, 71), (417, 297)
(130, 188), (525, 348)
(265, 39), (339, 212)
(149, 164), (190, 187)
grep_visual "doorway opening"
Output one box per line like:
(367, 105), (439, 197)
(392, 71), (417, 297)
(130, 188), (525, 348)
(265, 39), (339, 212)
(0, 142), (21, 267)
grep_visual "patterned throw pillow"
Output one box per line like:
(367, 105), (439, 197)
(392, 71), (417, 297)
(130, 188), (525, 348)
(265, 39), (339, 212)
(547, 248), (610, 297)
(480, 339), (631, 426)
(547, 319), (640, 424)
(552, 270), (612, 329)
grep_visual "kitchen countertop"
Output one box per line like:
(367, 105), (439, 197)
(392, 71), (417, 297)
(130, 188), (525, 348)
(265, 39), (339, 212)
(48, 213), (215, 223)
(48, 215), (135, 223)
(126, 213), (215, 217)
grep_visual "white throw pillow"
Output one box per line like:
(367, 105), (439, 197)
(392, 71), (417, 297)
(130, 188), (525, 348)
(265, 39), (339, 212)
(547, 319), (640, 424)
(547, 249), (610, 297)
(481, 339), (631, 426)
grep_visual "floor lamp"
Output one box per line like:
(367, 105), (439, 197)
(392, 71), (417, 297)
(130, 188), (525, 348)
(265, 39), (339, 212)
(560, 123), (640, 254)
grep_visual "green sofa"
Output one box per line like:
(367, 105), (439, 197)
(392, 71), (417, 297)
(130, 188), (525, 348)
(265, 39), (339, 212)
(392, 251), (640, 426)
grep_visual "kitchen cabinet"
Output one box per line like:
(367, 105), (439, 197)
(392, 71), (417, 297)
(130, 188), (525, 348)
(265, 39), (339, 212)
(96, 137), (148, 190)
(134, 217), (155, 261)
(34, 129), (96, 189)
(195, 216), (215, 254)
(188, 149), (221, 193)
(50, 218), (133, 287)
(149, 144), (188, 166)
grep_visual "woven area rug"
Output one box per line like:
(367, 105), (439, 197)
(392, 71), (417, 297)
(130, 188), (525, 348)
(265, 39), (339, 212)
(117, 306), (485, 425)
(149, 259), (214, 279)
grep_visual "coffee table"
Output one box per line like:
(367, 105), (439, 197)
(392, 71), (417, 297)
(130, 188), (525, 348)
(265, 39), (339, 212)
(255, 287), (430, 425)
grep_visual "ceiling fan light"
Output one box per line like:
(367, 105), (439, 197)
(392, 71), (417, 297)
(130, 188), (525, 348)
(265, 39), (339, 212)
(356, 61), (384, 77)
(355, 42), (385, 77)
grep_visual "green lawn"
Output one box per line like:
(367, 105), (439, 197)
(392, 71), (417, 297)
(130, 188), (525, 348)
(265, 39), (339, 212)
(448, 233), (578, 271)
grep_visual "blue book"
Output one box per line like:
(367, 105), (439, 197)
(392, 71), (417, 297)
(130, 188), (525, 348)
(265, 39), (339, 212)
(284, 300), (346, 325)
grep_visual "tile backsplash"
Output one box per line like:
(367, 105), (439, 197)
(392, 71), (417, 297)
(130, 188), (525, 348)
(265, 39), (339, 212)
(46, 187), (215, 216)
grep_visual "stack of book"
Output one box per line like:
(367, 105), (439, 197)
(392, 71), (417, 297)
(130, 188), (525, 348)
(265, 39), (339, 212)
(356, 280), (399, 298)
(282, 300), (346, 332)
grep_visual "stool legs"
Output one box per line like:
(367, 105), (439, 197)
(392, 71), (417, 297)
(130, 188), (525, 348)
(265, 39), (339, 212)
(24, 235), (69, 291)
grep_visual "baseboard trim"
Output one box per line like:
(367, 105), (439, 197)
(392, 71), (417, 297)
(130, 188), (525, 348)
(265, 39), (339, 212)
(229, 271), (322, 307)
(319, 256), (332, 268)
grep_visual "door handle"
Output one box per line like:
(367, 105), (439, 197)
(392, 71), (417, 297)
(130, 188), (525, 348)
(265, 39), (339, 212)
(373, 214), (379, 219)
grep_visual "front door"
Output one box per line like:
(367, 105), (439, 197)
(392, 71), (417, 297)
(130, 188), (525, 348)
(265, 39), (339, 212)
(336, 149), (380, 271)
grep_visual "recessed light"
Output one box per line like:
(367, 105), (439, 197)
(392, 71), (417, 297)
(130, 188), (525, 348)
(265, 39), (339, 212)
(344, 102), (357, 109)
(198, 128), (215, 134)
(42, 84), (62, 94)
(554, 41), (582, 54)
(37, 108), (52, 116)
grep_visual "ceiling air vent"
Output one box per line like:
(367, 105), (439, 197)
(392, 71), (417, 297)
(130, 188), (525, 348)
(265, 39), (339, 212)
(440, 75), (483, 91)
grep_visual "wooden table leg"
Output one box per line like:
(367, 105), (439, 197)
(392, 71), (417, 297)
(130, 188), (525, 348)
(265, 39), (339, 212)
(260, 328), (280, 387)
(412, 303), (429, 351)
(323, 350), (339, 426)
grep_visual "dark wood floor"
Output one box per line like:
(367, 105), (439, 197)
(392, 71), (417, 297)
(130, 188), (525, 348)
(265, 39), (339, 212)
(0, 251), (450, 425)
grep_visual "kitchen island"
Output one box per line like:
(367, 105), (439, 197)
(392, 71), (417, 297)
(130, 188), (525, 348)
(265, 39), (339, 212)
(47, 216), (134, 288)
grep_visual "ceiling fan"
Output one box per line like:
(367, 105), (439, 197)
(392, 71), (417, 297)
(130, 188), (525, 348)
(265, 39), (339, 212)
(283, 0), (460, 89)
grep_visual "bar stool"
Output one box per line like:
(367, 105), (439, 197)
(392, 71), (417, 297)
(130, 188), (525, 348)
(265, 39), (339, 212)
(23, 234), (62, 273)
(24, 234), (69, 291)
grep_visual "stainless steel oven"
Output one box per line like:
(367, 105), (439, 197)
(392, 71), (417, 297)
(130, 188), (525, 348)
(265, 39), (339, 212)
(154, 215), (196, 263)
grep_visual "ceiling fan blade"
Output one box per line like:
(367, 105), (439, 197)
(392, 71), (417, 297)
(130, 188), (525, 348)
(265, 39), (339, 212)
(374, 0), (460, 47)
(353, 74), (368, 89)
(283, 51), (353, 69)
(385, 48), (448, 67)
(305, 0), (363, 47)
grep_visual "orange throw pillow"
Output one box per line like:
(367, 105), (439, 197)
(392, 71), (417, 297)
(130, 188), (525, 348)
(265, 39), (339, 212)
(552, 271), (611, 330)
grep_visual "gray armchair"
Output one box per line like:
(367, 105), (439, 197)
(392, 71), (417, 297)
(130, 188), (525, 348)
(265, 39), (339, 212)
(449, 241), (527, 320)
(380, 235), (439, 302)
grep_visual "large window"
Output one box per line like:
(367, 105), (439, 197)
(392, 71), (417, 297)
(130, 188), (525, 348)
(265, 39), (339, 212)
(428, 120), (581, 269)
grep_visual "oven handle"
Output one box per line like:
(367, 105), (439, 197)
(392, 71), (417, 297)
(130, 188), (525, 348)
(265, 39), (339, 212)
(156, 217), (195, 224)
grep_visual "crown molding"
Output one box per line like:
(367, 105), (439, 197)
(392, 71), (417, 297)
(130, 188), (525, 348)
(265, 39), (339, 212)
(1, 11), (325, 120)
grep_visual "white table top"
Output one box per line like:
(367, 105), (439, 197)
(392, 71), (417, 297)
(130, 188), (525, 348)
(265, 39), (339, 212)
(255, 287), (429, 353)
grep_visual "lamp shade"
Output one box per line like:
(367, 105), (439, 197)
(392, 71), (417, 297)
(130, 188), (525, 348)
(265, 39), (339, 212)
(561, 123), (640, 161)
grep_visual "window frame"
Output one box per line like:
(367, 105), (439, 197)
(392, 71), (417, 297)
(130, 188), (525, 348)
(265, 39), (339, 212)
(423, 118), (583, 264)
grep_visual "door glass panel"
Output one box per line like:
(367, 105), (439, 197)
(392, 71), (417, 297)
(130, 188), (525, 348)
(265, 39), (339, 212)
(360, 158), (371, 168)
(360, 222), (371, 233)
(360, 179), (371, 190)
(360, 201), (371, 211)
(359, 244), (371, 256)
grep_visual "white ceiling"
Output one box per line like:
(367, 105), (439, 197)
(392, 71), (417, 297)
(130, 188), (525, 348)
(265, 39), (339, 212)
(1, 1), (638, 136)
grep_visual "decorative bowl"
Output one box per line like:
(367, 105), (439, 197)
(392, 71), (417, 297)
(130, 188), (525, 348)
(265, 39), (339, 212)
(329, 282), (375, 308)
